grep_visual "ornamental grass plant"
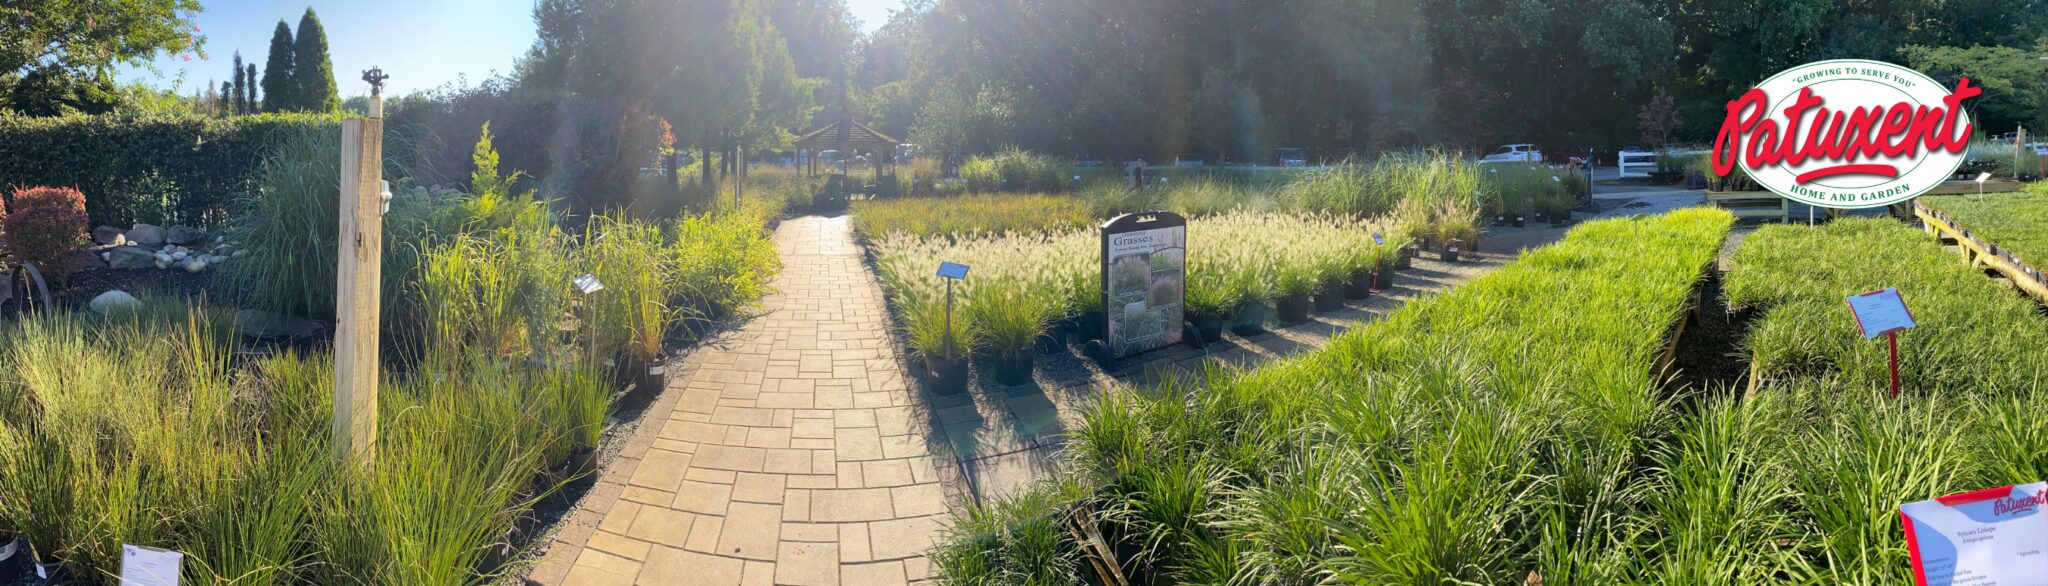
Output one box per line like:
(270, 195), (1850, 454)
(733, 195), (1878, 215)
(931, 208), (1735, 584)
(851, 193), (1092, 238)
(1922, 193), (2048, 268)
(1726, 218), (2048, 393)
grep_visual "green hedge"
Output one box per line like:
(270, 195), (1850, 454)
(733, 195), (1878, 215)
(0, 113), (341, 228)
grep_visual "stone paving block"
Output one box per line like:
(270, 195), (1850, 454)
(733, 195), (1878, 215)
(624, 507), (696, 547)
(809, 487), (897, 522)
(717, 502), (783, 561)
(639, 546), (742, 585)
(776, 541), (841, 586)
(841, 560), (908, 586)
(674, 480), (733, 515)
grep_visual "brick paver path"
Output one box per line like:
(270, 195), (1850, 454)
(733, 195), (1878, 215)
(534, 216), (948, 586)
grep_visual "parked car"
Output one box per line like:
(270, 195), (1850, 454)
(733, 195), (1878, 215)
(1275, 148), (1308, 167)
(896, 143), (919, 163)
(1073, 153), (1104, 167)
(1174, 154), (1205, 169)
(819, 149), (843, 164)
(1479, 143), (1542, 163)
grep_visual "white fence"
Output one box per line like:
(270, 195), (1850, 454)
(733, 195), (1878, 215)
(1618, 149), (1708, 178)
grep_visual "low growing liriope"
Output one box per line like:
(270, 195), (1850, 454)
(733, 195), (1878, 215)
(931, 208), (1737, 584)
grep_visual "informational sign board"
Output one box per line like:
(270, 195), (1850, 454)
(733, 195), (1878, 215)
(1900, 481), (2048, 586)
(936, 261), (970, 280)
(572, 274), (604, 295)
(1847, 288), (1916, 339)
(120, 544), (183, 586)
(1101, 211), (1186, 358)
(1372, 232), (1385, 246)
(2036, 147), (2048, 157)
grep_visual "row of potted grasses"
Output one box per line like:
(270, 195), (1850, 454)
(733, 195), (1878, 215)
(1636, 217), (2048, 583)
(0, 212), (779, 584)
(1725, 217), (2048, 393)
(863, 151), (1508, 251)
(868, 211), (1407, 386)
(1921, 193), (2048, 270)
(929, 207), (1734, 584)
(0, 205), (779, 585)
(0, 308), (611, 585)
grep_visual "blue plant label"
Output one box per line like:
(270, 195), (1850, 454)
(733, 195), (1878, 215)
(936, 261), (970, 280)
(1900, 481), (2048, 586)
(120, 544), (184, 586)
(1372, 232), (1385, 246)
(573, 274), (604, 294)
(1846, 287), (1915, 339)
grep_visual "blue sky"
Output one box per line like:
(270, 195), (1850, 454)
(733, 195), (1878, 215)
(127, 0), (907, 98)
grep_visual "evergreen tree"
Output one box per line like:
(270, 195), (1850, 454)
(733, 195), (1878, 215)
(229, 51), (245, 114)
(246, 64), (260, 111)
(261, 20), (295, 112)
(292, 9), (340, 112)
(220, 81), (233, 115)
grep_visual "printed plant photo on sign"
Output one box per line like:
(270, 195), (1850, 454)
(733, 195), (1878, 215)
(1102, 212), (1187, 358)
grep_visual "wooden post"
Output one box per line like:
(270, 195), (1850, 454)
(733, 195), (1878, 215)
(334, 98), (384, 465)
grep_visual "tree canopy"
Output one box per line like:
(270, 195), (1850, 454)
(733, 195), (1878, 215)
(0, 0), (203, 115)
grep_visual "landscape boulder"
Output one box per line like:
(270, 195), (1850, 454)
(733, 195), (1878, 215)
(107, 246), (158, 270)
(88, 291), (143, 315)
(166, 226), (206, 246)
(91, 226), (127, 245)
(126, 224), (167, 246)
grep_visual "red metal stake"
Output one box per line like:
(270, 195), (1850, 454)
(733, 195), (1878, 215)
(1887, 330), (1900, 397)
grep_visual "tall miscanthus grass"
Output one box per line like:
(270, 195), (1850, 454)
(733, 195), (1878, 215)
(931, 208), (1734, 583)
(579, 215), (673, 363)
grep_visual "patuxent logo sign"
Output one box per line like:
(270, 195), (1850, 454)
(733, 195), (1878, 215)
(1712, 59), (1982, 209)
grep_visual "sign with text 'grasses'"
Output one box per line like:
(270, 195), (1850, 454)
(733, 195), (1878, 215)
(1713, 59), (1980, 209)
(1102, 212), (1185, 358)
(1900, 481), (2048, 586)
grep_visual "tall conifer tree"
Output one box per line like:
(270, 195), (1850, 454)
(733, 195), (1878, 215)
(292, 9), (340, 112)
(261, 20), (296, 112)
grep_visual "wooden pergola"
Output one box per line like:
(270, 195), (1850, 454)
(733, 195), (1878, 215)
(793, 119), (901, 177)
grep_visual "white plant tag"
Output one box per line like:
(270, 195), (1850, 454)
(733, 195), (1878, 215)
(120, 544), (183, 586)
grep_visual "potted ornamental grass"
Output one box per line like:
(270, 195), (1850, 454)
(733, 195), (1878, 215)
(1273, 259), (1318, 325)
(906, 297), (975, 394)
(967, 283), (1055, 386)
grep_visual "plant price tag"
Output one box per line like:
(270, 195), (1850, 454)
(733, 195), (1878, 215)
(1900, 481), (2048, 586)
(1846, 288), (1915, 339)
(1372, 232), (1385, 246)
(573, 274), (604, 294)
(936, 261), (970, 280)
(120, 544), (183, 586)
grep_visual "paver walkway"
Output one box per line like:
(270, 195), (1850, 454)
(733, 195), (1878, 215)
(531, 216), (950, 586)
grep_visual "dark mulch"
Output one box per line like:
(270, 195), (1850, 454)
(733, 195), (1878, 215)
(49, 265), (219, 309)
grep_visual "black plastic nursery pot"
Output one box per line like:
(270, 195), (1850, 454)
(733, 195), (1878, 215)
(1314, 286), (1345, 312)
(1374, 261), (1396, 289)
(1075, 310), (1105, 344)
(1190, 311), (1227, 345)
(0, 535), (21, 581)
(986, 353), (1035, 386)
(1441, 246), (1460, 263)
(1230, 303), (1269, 335)
(1346, 270), (1375, 299)
(1512, 216), (1525, 227)
(1551, 210), (1569, 226)
(1277, 293), (1312, 325)
(923, 355), (970, 395)
(1396, 246), (1415, 269)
